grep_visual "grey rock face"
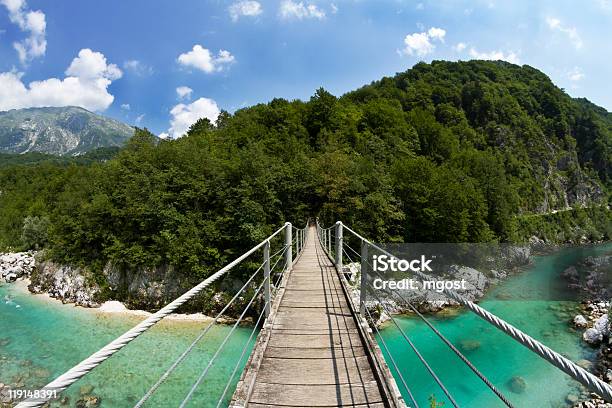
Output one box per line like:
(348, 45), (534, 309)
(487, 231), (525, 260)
(28, 259), (190, 310)
(574, 314), (589, 329)
(0, 252), (36, 282)
(29, 261), (101, 307)
(0, 106), (134, 155)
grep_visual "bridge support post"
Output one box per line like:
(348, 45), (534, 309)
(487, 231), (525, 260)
(335, 221), (343, 272)
(264, 240), (271, 317)
(284, 222), (292, 269)
(360, 240), (368, 316)
(325, 229), (328, 252)
(328, 229), (331, 254)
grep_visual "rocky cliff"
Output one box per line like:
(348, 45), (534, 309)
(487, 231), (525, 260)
(0, 106), (134, 155)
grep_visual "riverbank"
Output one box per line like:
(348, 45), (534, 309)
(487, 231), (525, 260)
(566, 252), (612, 408)
(7, 279), (216, 322)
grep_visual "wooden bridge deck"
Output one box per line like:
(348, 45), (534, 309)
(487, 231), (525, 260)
(231, 226), (403, 408)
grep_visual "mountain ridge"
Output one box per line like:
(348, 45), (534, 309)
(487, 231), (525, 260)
(0, 106), (134, 155)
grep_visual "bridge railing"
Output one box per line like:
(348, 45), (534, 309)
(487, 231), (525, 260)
(17, 221), (310, 408)
(316, 220), (612, 407)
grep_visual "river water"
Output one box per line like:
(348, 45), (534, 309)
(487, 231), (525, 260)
(0, 282), (255, 407)
(0, 243), (610, 407)
(376, 243), (612, 407)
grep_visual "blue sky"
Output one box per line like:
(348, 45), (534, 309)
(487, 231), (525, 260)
(0, 0), (611, 137)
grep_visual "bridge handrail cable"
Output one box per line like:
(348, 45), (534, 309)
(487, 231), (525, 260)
(317, 220), (612, 403)
(17, 222), (309, 408)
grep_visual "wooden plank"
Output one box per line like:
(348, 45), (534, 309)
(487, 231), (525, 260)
(267, 332), (365, 349)
(248, 403), (386, 408)
(254, 355), (378, 385)
(232, 226), (396, 408)
(269, 327), (361, 335)
(264, 346), (368, 359)
(249, 382), (384, 406)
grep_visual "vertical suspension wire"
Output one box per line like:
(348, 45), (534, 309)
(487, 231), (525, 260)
(363, 307), (420, 408)
(366, 287), (460, 408)
(340, 240), (459, 407)
(342, 227), (519, 407)
(178, 277), (268, 408)
(135, 243), (290, 407)
(215, 243), (290, 407)
(364, 262), (515, 408)
(215, 303), (268, 408)
(178, 240), (291, 408)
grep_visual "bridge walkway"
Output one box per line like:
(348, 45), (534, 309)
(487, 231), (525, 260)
(231, 226), (399, 407)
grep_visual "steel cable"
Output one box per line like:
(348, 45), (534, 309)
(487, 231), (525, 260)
(178, 277), (267, 408)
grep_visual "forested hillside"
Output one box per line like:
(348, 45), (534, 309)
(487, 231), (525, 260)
(0, 60), (610, 289)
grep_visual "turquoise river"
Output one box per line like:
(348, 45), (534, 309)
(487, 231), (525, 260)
(0, 243), (610, 407)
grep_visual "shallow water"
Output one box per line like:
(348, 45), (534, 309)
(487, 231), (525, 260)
(0, 283), (256, 407)
(376, 243), (612, 407)
(1, 244), (610, 407)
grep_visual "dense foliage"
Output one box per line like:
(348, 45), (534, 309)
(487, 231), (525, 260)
(0, 60), (610, 289)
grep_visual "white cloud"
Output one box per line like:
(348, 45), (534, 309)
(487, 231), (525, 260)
(135, 113), (145, 126)
(164, 97), (221, 138)
(1, 0), (46, 63)
(567, 67), (584, 81)
(598, 0), (612, 10)
(453, 42), (467, 52)
(546, 17), (582, 49)
(400, 27), (445, 56)
(229, 0), (262, 21)
(279, 0), (325, 20)
(330, 3), (338, 14)
(121, 103), (130, 110)
(468, 47), (520, 64)
(427, 27), (446, 42)
(177, 45), (235, 73)
(0, 48), (122, 112)
(123, 60), (154, 76)
(176, 86), (193, 100)
(66, 49), (122, 80)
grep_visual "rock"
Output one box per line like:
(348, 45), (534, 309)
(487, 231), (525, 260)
(98, 301), (128, 313)
(495, 292), (512, 300)
(566, 393), (579, 404)
(0, 338), (10, 347)
(76, 395), (101, 408)
(448, 265), (488, 300)
(59, 395), (70, 405)
(583, 328), (603, 345)
(0, 385), (12, 404)
(577, 359), (593, 370)
(507, 376), (527, 393)
(563, 266), (580, 280)
(529, 235), (547, 249)
(574, 315), (589, 328)
(594, 314), (609, 335)
(458, 339), (481, 352)
(502, 245), (531, 266)
(79, 385), (94, 396)
(29, 261), (101, 308)
(32, 367), (50, 378)
(1, 252), (36, 282)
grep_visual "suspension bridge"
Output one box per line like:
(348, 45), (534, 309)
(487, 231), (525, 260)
(14, 221), (612, 408)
